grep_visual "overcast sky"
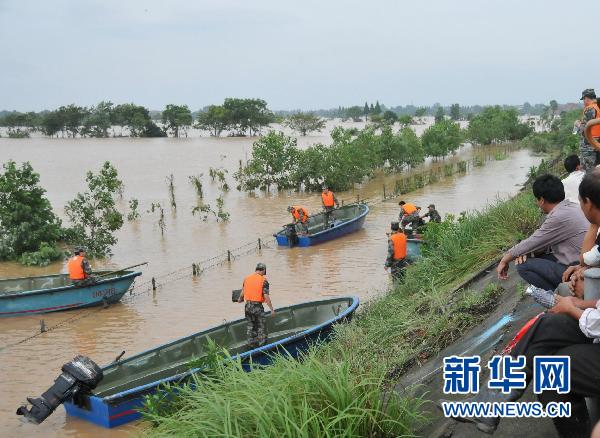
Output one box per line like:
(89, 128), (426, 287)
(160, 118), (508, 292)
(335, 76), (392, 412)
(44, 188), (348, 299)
(1, 0), (599, 111)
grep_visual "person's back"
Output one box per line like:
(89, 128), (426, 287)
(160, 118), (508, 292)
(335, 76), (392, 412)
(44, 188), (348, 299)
(562, 154), (585, 203)
(385, 222), (408, 280)
(68, 255), (86, 281)
(68, 247), (91, 283)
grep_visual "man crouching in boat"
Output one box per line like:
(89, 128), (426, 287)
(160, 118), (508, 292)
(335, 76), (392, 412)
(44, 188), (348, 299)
(237, 263), (275, 349)
(68, 247), (94, 286)
(288, 205), (309, 235)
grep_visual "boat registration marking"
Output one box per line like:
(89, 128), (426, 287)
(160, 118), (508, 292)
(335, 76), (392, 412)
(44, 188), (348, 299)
(92, 287), (118, 298)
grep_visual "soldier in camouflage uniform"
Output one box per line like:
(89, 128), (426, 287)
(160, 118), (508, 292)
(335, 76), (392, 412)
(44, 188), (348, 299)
(238, 263), (274, 348)
(422, 204), (442, 223)
(577, 89), (600, 171)
(385, 222), (409, 281)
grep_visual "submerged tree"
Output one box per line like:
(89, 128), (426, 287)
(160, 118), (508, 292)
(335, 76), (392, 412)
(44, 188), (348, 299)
(284, 112), (326, 136)
(467, 106), (532, 145)
(434, 106), (445, 124)
(64, 162), (124, 257)
(0, 160), (63, 264)
(234, 131), (300, 191)
(422, 119), (462, 159)
(162, 104), (193, 138)
(222, 98), (274, 136)
(346, 106), (363, 122)
(195, 105), (230, 136)
(81, 101), (113, 138)
(450, 103), (461, 121)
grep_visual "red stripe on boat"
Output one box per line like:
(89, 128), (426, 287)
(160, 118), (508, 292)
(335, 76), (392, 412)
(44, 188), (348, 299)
(0, 303), (84, 315)
(109, 409), (138, 420)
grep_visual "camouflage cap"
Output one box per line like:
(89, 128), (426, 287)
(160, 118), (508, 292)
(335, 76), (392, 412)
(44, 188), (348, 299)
(390, 222), (400, 231)
(255, 262), (267, 272)
(428, 204), (435, 209)
(581, 88), (596, 100)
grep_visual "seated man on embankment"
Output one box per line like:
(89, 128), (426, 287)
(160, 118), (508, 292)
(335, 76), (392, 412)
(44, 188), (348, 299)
(442, 170), (600, 437)
(496, 174), (588, 291)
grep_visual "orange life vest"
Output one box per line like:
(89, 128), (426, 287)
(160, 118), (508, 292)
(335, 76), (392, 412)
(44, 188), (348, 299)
(291, 206), (309, 223)
(390, 233), (407, 260)
(68, 255), (86, 280)
(243, 272), (265, 302)
(401, 203), (417, 215)
(584, 102), (600, 138)
(322, 191), (335, 207)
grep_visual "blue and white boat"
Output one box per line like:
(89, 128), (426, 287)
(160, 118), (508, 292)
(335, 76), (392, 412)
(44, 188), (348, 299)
(64, 296), (359, 428)
(275, 203), (369, 247)
(0, 271), (141, 317)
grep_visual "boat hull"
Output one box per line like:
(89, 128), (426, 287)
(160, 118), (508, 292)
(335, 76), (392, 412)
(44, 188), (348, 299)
(276, 204), (369, 247)
(64, 296), (359, 428)
(0, 273), (141, 317)
(406, 238), (424, 263)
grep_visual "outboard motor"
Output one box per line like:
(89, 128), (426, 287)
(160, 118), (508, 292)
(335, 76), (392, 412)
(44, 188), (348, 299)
(284, 223), (299, 247)
(16, 355), (103, 424)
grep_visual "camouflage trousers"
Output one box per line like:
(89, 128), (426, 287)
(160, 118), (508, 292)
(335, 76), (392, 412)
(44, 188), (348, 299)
(390, 259), (409, 281)
(295, 221), (308, 234)
(245, 301), (267, 348)
(580, 143), (599, 171)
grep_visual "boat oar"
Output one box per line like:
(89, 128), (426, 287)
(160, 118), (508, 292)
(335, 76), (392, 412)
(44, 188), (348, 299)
(95, 262), (148, 279)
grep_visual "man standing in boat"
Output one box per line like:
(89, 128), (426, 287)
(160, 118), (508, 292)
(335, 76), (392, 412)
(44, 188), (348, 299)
(287, 205), (310, 234)
(237, 263), (275, 349)
(385, 222), (408, 281)
(321, 185), (339, 225)
(68, 247), (93, 286)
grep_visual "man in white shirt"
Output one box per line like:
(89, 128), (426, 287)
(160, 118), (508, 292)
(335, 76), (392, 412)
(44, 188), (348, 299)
(562, 154), (585, 203)
(444, 170), (600, 436)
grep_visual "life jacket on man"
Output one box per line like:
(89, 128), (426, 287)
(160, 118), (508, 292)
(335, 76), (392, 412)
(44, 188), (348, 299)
(322, 190), (335, 208)
(401, 203), (417, 216)
(390, 232), (407, 260)
(243, 272), (265, 302)
(68, 255), (86, 280)
(584, 101), (600, 138)
(291, 206), (309, 223)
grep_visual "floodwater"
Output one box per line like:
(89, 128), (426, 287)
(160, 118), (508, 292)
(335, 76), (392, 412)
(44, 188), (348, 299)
(0, 122), (542, 438)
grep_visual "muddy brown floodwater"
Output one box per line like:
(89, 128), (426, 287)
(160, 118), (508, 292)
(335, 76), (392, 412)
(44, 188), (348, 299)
(0, 124), (541, 437)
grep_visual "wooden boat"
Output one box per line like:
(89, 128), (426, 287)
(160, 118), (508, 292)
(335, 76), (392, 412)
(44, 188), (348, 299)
(64, 296), (359, 428)
(0, 271), (141, 317)
(274, 203), (369, 247)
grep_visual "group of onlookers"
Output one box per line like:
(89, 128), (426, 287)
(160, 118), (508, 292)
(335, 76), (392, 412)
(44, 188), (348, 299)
(445, 88), (600, 437)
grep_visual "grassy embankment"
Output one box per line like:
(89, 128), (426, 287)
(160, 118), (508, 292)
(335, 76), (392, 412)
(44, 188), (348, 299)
(143, 164), (554, 437)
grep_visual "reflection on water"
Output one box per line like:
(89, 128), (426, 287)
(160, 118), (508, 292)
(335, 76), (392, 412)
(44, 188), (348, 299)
(0, 131), (541, 437)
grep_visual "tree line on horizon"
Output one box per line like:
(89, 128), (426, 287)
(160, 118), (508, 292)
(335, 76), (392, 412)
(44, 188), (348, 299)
(0, 98), (277, 139)
(0, 98), (566, 139)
